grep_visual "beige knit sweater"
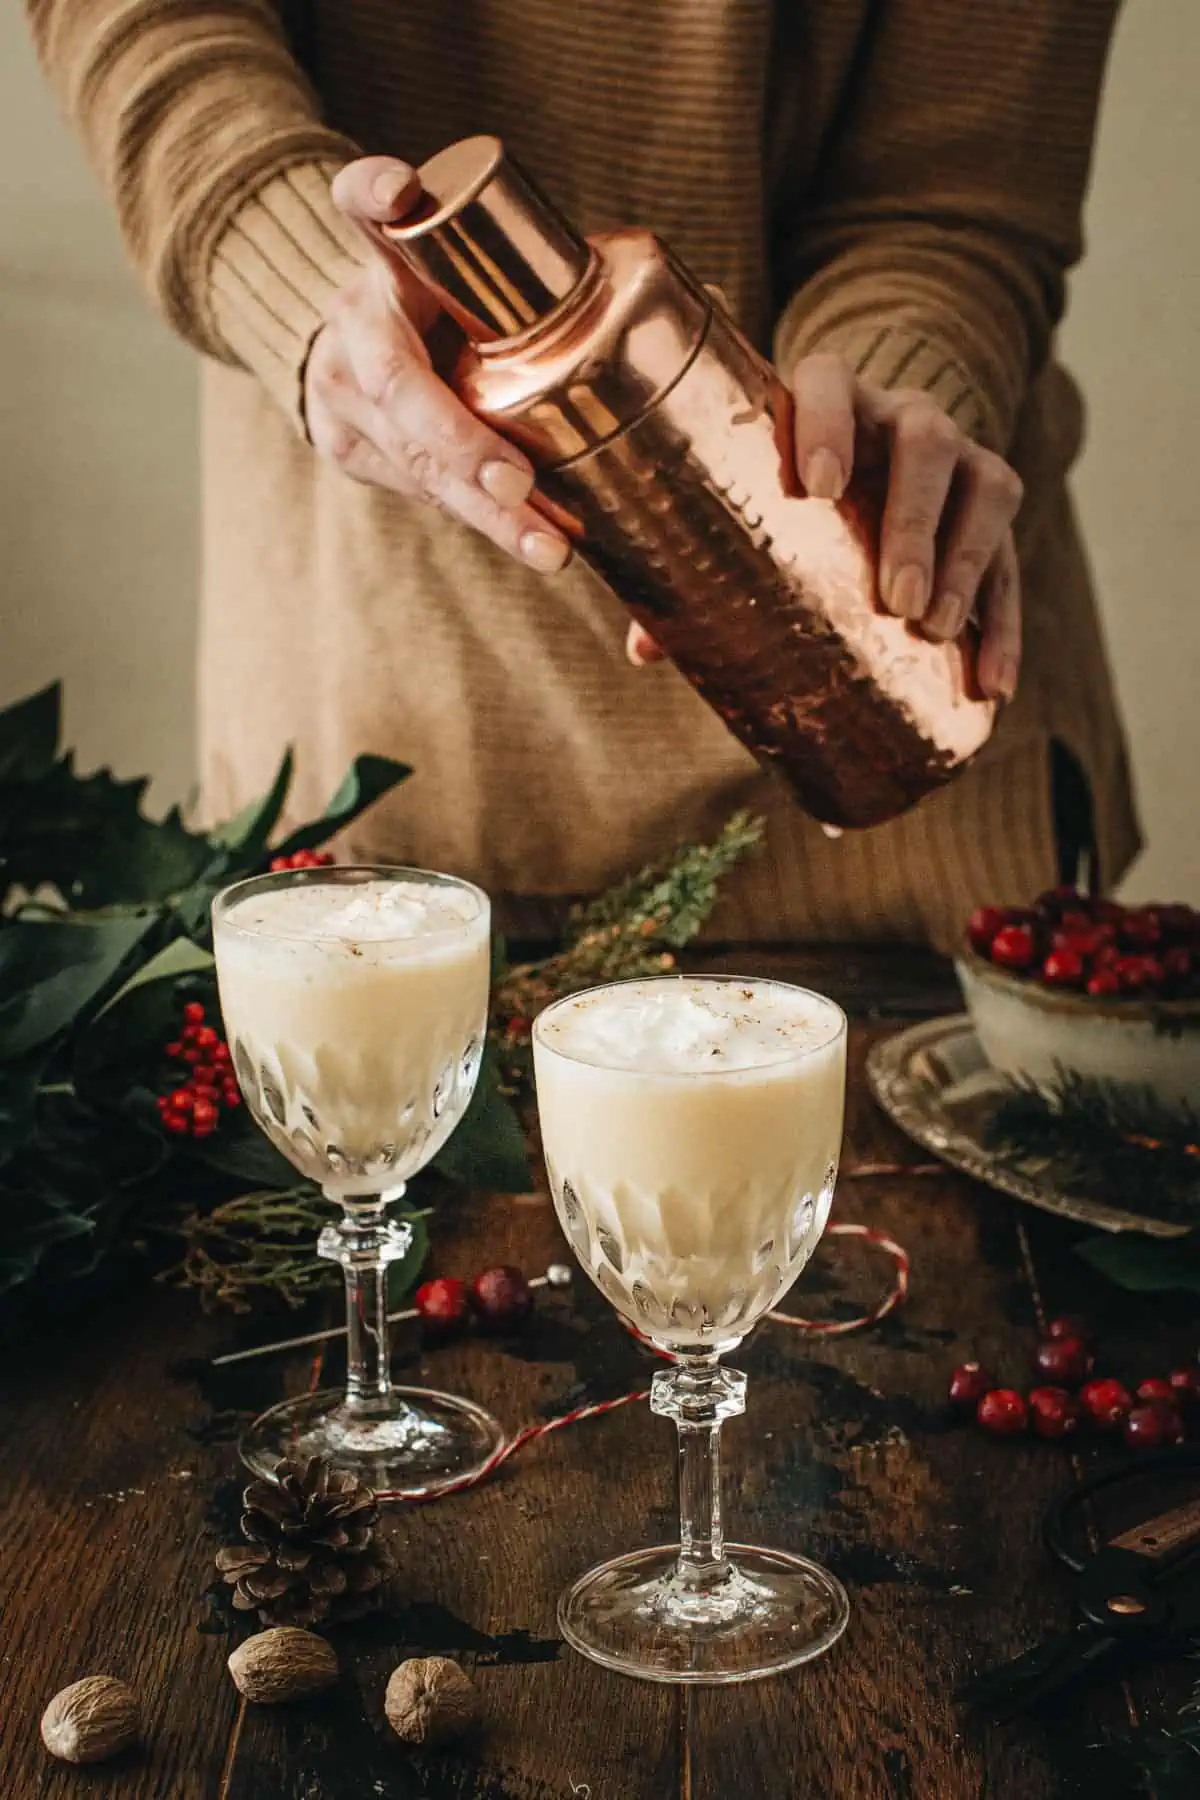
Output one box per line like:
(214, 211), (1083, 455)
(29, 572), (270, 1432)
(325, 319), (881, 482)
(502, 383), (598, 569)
(27, 0), (1140, 946)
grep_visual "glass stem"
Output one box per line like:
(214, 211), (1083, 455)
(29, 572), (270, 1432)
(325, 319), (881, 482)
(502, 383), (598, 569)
(651, 1354), (747, 1590)
(317, 1187), (412, 1416)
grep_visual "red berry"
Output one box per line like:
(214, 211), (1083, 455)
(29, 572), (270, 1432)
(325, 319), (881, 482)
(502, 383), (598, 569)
(991, 925), (1037, 971)
(1080, 1377), (1134, 1431)
(164, 1115), (189, 1136)
(1033, 1337), (1093, 1387)
(181, 1023), (201, 1044)
(191, 1079), (219, 1099)
(212, 1042), (232, 1066)
(168, 1089), (195, 1115)
(1046, 1314), (1093, 1345)
(191, 1099), (218, 1131)
(976, 1389), (1028, 1437)
(1136, 1377), (1177, 1405)
(1035, 886), (1084, 921)
(181, 1048), (202, 1065)
(1086, 969), (1122, 997)
(165, 1040), (184, 1059)
(1168, 1368), (1200, 1407)
(505, 1015), (532, 1040)
(183, 1001), (206, 1024)
(415, 1276), (470, 1331)
(192, 1026), (217, 1052)
(948, 1362), (995, 1412)
(1124, 1401), (1185, 1451)
(1115, 954), (1165, 993)
(193, 1120), (218, 1139)
(1029, 1386), (1082, 1440)
(470, 1265), (534, 1332)
(967, 906), (1009, 954)
(222, 1086), (242, 1109)
(1042, 949), (1085, 987)
(1163, 946), (1193, 987)
(1121, 910), (1164, 951)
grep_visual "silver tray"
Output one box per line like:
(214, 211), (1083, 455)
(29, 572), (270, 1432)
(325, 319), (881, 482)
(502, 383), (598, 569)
(866, 1014), (1189, 1239)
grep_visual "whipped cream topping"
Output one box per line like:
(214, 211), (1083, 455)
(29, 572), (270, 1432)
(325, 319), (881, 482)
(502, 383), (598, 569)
(537, 979), (842, 1074)
(225, 877), (481, 945)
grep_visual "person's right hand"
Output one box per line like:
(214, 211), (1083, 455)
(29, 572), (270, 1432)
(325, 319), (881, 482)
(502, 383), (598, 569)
(304, 155), (571, 575)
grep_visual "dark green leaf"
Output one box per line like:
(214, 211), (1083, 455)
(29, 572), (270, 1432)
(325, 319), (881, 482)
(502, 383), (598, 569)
(0, 682), (60, 783)
(0, 1052), (48, 1168)
(192, 1112), (300, 1188)
(74, 946), (215, 1107)
(0, 914), (158, 1058)
(208, 750), (294, 860)
(432, 1046), (530, 1192)
(387, 1209), (430, 1308)
(1076, 1230), (1200, 1293)
(272, 755), (411, 856)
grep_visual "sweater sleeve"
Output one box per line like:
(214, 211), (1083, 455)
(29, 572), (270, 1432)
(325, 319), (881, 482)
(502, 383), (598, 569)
(25, 0), (370, 424)
(772, 0), (1121, 452)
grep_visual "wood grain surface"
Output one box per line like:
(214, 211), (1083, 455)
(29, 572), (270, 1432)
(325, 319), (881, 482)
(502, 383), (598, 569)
(2, 948), (1197, 1800)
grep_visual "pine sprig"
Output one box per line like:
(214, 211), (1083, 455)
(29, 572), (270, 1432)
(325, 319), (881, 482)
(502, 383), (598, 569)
(158, 1189), (336, 1313)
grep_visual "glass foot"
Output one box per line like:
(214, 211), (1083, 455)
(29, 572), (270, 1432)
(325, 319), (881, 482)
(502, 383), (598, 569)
(238, 1385), (506, 1499)
(558, 1543), (849, 1684)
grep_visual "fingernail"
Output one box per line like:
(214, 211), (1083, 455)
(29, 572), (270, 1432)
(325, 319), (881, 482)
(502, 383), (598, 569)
(372, 168), (411, 214)
(925, 592), (967, 639)
(479, 460), (533, 509)
(889, 565), (929, 620)
(803, 448), (845, 501)
(520, 530), (570, 574)
(995, 656), (1018, 700)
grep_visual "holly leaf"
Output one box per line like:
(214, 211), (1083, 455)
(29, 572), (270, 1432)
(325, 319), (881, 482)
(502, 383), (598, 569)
(208, 750), (294, 861)
(432, 1046), (531, 1192)
(192, 1111), (299, 1188)
(0, 1051), (49, 1169)
(387, 1209), (430, 1308)
(0, 682), (60, 783)
(0, 914), (159, 1059)
(73, 943), (215, 1108)
(1076, 1230), (1200, 1293)
(271, 755), (412, 856)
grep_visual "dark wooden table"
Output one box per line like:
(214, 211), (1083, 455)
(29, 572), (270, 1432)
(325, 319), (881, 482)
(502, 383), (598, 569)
(3, 947), (1197, 1800)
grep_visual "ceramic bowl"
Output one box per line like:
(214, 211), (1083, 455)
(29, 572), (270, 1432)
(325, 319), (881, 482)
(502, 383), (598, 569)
(954, 947), (1200, 1111)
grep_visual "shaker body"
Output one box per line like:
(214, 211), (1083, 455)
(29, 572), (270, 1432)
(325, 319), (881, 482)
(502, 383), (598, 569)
(457, 231), (993, 829)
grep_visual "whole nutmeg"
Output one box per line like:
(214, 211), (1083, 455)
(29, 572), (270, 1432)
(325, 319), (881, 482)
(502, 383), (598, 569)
(385, 1656), (477, 1746)
(227, 1627), (338, 1703)
(40, 1675), (141, 1764)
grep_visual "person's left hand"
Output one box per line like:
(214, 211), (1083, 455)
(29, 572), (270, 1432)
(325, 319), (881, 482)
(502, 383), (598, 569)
(626, 351), (1023, 703)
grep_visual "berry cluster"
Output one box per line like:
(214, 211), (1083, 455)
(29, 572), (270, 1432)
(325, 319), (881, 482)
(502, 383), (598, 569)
(415, 1266), (533, 1334)
(949, 1314), (1200, 1449)
(268, 849), (337, 873)
(156, 1001), (241, 1138)
(968, 886), (1200, 999)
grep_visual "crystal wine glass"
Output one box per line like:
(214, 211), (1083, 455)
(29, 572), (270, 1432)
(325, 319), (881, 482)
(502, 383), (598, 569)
(212, 865), (504, 1498)
(532, 973), (849, 1682)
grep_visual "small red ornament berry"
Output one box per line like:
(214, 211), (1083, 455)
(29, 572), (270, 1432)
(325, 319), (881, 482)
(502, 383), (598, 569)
(505, 1015), (532, 1040)
(193, 1025), (219, 1052)
(1029, 1386), (1082, 1440)
(181, 1047), (202, 1065)
(1168, 1368), (1200, 1407)
(967, 907), (1008, 954)
(1123, 1400), (1185, 1451)
(976, 1389), (1028, 1437)
(948, 1362), (995, 1412)
(183, 1001), (206, 1025)
(222, 1085), (241, 1109)
(1042, 949), (1085, 988)
(1121, 909), (1164, 951)
(1086, 969), (1122, 997)
(164, 1115), (190, 1135)
(191, 1099), (219, 1131)
(470, 1265), (534, 1331)
(1045, 1314), (1093, 1346)
(991, 924), (1037, 971)
(1080, 1377), (1134, 1430)
(415, 1277), (470, 1332)
(1136, 1377), (1176, 1405)
(1033, 1337), (1092, 1387)
(165, 1040), (184, 1059)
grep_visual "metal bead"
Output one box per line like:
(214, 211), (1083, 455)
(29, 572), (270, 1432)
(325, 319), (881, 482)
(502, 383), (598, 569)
(545, 1263), (573, 1289)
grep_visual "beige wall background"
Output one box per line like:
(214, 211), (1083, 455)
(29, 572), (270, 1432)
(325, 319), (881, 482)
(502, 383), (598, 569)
(2, 5), (1196, 897)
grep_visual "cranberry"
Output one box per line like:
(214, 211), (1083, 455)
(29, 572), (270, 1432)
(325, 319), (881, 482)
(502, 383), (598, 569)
(1123, 1401), (1185, 1451)
(470, 1265), (534, 1331)
(1046, 1314), (1094, 1347)
(948, 1362), (995, 1412)
(1157, 904), (1198, 942)
(1042, 949), (1085, 987)
(183, 1001), (206, 1025)
(1029, 1386), (1082, 1440)
(976, 1389), (1029, 1437)
(1080, 1378), (1134, 1430)
(415, 1276), (470, 1332)
(968, 906), (1010, 954)
(1086, 969), (1122, 998)
(991, 924), (1038, 971)
(1033, 1337), (1093, 1387)
(1121, 910), (1164, 951)
(1136, 1377), (1177, 1405)
(1163, 946), (1193, 989)
(1168, 1368), (1200, 1408)
(1115, 954), (1165, 993)
(1034, 886), (1084, 921)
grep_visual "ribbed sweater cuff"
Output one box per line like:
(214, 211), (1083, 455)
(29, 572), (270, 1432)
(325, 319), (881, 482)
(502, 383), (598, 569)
(209, 162), (370, 431)
(774, 307), (996, 450)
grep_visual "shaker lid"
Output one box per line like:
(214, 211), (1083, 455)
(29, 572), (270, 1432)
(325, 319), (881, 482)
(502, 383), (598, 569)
(381, 136), (591, 342)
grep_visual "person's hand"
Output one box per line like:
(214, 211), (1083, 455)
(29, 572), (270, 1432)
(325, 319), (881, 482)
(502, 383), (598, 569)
(628, 352), (1023, 702)
(304, 156), (571, 575)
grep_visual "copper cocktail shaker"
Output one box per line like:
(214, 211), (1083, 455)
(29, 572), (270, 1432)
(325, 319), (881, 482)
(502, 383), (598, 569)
(383, 136), (994, 830)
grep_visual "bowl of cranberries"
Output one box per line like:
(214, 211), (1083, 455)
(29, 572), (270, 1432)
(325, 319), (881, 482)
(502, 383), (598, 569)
(956, 887), (1200, 1109)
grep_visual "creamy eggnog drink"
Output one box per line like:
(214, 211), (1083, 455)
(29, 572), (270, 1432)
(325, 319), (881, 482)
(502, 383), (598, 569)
(211, 867), (504, 1498)
(533, 975), (850, 1685)
(215, 874), (490, 1196)
(534, 976), (846, 1350)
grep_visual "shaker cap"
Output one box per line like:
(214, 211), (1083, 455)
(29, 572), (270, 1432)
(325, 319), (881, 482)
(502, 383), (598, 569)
(381, 136), (591, 342)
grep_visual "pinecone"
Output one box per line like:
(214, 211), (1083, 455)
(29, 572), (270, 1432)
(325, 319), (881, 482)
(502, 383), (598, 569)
(215, 1457), (394, 1628)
